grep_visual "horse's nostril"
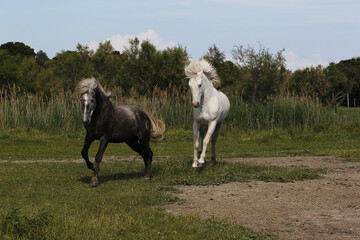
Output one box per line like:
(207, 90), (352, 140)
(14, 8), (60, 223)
(193, 102), (199, 108)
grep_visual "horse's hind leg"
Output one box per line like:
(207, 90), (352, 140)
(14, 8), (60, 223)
(127, 139), (153, 180)
(141, 141), (153, 181)
(210, 123), (222, 163)
(81, 133), (95, 170)
(91, 137), (108, 187)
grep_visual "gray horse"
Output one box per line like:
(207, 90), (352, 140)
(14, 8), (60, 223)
(76, 78), (165, 187)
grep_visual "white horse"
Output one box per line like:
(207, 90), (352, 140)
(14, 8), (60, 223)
(185, 59), (230, 168)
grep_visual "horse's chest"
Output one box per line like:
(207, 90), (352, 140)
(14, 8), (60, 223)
(194, 106), (217, 122)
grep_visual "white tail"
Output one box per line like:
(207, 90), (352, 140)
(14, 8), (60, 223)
(141, 98), (166, 142)
(149, 117), (166, 142)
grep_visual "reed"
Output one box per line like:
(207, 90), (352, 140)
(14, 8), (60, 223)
(1, 85), (360, 134)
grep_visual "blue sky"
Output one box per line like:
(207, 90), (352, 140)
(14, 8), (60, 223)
(1, 0), (360, 70)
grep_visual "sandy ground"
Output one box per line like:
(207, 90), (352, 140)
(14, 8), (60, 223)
(164, 156), (360, 240)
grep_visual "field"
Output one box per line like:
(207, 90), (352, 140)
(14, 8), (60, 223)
(1, 90), (360, 239)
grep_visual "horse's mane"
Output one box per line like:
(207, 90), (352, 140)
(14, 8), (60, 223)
(76, 77), (111, 97)
(184, 59), (221, 88)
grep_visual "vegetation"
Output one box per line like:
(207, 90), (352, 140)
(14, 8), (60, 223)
(1, 158), (287, 239)
(2, 86), (360, 135)
(1, 39), (360, 239)
(2, 124), (360, 239)
(1, 41), (360, 106)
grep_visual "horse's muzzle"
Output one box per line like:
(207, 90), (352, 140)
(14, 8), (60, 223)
(193, 102), (200, 108)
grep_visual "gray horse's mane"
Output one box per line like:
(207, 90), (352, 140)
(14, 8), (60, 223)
(76, 77), (111, 97)
(184, 59), (221, 88)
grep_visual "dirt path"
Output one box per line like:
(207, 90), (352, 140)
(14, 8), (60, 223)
(164, 156), (360, 240)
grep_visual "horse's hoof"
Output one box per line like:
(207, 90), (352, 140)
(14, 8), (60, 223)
(198, 162), (205, 168)
(143, 175), (151, 181)
(90, 181), (98, 187)
(192, 162), (199, 168)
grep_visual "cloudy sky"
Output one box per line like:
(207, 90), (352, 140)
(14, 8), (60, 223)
(1, 0), (359, 70)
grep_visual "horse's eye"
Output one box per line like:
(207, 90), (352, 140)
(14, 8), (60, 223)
(198, 84), (202, 88)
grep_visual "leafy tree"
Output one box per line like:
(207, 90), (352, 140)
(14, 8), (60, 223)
(0, 50), (20, 88)
(336, 57), (360, 101)
(35, 50), (49, 67)
(16, 57), (42, 92)
(204, 44), (226, 70)
(51, 46), (94, 91)
(92, 41), (121, 87)
(154, 45), (188, 91)
(232, 44), (285, 103)
(0, 42), (35, 57)
(323, 63), (349, 105)
(204, 44), (242, 91)
(289, 66), (324, 98)
(119, 38), (188, 95)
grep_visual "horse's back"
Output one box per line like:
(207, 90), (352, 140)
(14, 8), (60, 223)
(110, 105), (151, 142)
(216, 90), (230, 122)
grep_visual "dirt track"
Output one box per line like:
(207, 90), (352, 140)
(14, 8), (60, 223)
(164, 156), (360, 240)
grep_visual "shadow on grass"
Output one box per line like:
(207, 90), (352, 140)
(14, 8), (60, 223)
(78, 171), (144, 185)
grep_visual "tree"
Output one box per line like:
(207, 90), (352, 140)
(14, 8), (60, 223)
(204, 44), (225, 70)
(35, 50), (49, 66)
(336, 57), (360, 103)
(16, 57), (42, 92)
(0, 42), (36, 57)
(323, 63), (349, 105)
(232, 44), (285, 103)
(203, 45), (242, 91)
(0, 49), (20, 88)
(289, 66), (323, 98)
(51, 46), (94, 91)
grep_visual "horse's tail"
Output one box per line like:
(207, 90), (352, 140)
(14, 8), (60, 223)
(142, 98), (165, 142)
(149, 116), (166, 142)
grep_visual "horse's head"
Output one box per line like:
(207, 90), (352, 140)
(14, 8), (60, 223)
(80, 89), (97, 127)
(188, 71), (207, 108)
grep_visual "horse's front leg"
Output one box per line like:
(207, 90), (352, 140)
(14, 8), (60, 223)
(91, 137), (108, 187)
(198, 121), (217, 166)
(81, 133), (95, 170)
(192, 121), (200, 168)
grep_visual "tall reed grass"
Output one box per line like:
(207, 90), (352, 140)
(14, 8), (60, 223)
(1, 85), (360, 134)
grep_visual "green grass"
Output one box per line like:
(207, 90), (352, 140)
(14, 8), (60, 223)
(1, 127), (347, 239)
(3, 87), (360, 239)
(0, 160), (287, 239)
(2, 127), (360, 161)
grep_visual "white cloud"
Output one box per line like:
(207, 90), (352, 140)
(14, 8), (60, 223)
(284, 51), (329, 71)
(88, 29), (177, 53)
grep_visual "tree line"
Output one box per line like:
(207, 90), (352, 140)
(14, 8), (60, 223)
(1, 41), (360, 105)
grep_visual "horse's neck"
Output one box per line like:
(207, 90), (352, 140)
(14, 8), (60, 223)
(201, 81), (216, 106)
(95, 92), (113, 114)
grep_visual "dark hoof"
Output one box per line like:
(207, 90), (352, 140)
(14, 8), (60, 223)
(90, 181), (98, 187)
(90, 176), (99, 187)
(198, 162), (205, 168)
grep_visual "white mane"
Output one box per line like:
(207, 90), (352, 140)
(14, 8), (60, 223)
(185, 59), (221, 88)
(76, 77), (111, 97)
